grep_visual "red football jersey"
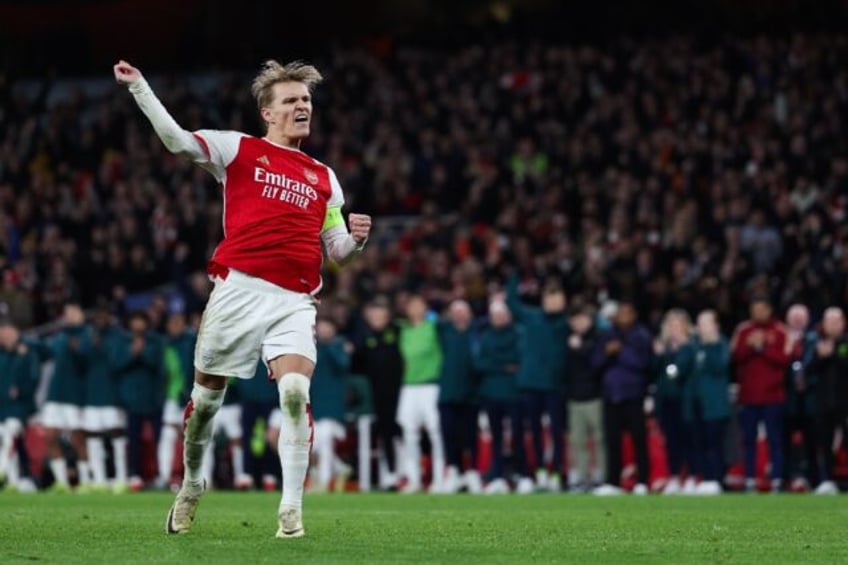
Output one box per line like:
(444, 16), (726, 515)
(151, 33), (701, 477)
(193, 130), (344, 294)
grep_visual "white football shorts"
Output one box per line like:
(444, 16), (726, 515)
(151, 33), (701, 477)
(194, 268), (317, 379)
(82, 406), (127, 433)
(41, 402), (83, 431)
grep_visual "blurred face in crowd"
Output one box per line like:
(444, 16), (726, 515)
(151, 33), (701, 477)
(785, 304), (809, 333)
(696, 310), (720, 342)
(63, 304), (85, 327)
(93, 308), (112, 329)
(449, 300), (472, 331)
(614, 303), (637, 330)
(821, 307), (845, 338)
(166, 312), (187, 338)
(750, 300), (773, 324)
(316, 319), (337, 342)
(542, 287), (566, 314)
(365, 303), (390, 332)
(489, 301), (512, 328)
(662, 310), (691, 345)
(0, 324), (11, 349)
(129, 315), (148, 335)
(405, 295), (428, 324)
(569, 312), (592, 335)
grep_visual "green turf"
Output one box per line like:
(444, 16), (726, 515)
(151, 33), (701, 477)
(0, 492), (845, 564)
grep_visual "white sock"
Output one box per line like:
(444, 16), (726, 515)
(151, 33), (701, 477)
(86, 438), (107, 486)
(7, 453), (20, 486)
(277, 373), (312, 512)
(183, 383), (226, 487)
(112, 437), (128, 484)
(158, 426), (179, 484)
(231, 443), (245, 479)
(78, 461), (91, 485)
(50, 458), (69, 486)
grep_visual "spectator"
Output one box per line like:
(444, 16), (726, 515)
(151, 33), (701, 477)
(308, 317), (352, 493)
(566, 305), (604, 492)
(351, 297), (403, 490)
(475, 300), (528, 494)
(0, 322), (39, 490)
(506, 275), (568, 492)
(81, 305), (128, 491)
(237, 361), (282, 491)
(654, 309), (695, 495)
(592, 302), (653, 495)
(39, 303), (91, 491)
(783, 304), (819, 490)
(437, 300), (482, 494)
(731, 297), (791, 492)
(680, 310), (731, 495)
(397, 294), (444, 493)
(157, 311), (196, 490)
(115, 311), (164, 490)
(807, 307), (848, 495)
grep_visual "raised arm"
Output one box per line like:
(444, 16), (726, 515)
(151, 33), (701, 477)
(320, 168), (370, 265)
(114, 60), (205, 160)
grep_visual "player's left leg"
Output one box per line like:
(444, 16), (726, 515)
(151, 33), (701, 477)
(422, 384), (445, 493)
(545, 392), (566, 492)
(268, 353), (314, 539)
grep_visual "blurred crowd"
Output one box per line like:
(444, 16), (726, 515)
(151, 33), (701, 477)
(1, 33), (848, 494)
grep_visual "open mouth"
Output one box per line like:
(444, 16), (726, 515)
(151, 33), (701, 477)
(295, 114), (309, 124)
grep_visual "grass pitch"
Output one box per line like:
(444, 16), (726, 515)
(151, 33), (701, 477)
(0, 492), (845, 564)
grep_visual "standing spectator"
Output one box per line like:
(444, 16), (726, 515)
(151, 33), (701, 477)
(0, 322), (39, 489)
(566, 305), (604, 492)
(782, 304), (818, 490)
(592, 302), (653, 495)
(203, 380), (245, 488)
(654, 309), (695, 495)
(397, 294), (445, 493)
(81, 306), (128, 491)
(506, 275), (568, 492)
(40, 304), (91, 491)
(807, 307), (848, 495)
(438, 300), (482, 494)
(475, 300), (528, 494)
(309, 317), (351, 492)
(237, 362), (282, 491)
(680, 310), (731, 495)
(351, 297), (404, 490)
(157, 311), (196, 490)
(731, 297), (791, 493)
(115, 311), (164, 491)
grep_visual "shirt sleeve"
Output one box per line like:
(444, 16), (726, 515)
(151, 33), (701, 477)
(192, 130), (244, 182)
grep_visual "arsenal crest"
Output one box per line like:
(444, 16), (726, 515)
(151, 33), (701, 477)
(304, 168), (319, 184)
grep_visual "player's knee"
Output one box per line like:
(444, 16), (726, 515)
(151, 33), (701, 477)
(276, 373), (311, 421)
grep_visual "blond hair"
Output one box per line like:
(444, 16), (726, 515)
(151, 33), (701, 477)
(660, 308), (693, 343)
(251, 60), (323, 113)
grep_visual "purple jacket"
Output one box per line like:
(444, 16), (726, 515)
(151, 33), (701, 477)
(591, 324), (653, 403)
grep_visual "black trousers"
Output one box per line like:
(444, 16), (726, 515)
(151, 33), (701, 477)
(438, 402), (479, 470)
(240, 401), (281, 483)
(371, 381), (401, 473)
(605, 398), (650, 486)
(127, 412), (161, 479)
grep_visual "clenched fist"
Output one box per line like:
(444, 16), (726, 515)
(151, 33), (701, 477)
(114, 60), (143, 85)
(349, 213), (371, 245)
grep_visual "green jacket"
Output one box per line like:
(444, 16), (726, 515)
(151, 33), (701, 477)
(437, 320), (478, 404)
(474, 324), (520, 402)
(44, 327), (88, 406)
(312, 338), (349, 422)
(164, 330), (197, 404)
(399, 319), (443, 385)
(0, 342), (40, 420)
(506, 276), (568, 392)
(679, 337), (732, 422)
(82, 325), (123, 407)
(115, 331), (165, 415)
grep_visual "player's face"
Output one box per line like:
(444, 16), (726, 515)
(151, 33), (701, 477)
(263, 81), (312, 141)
